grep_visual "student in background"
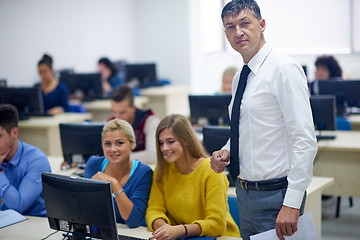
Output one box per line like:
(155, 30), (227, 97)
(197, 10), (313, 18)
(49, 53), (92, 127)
(108, 86), (159, 164)
(219, 66), (238, 94)
(84, 119), (153, 228)
(310, 55), (343, 94)
(0, 104), (51, 216)
(35, 54), (70, 115)
(146, 114), (240, 239)
(98, 57), (125, 97)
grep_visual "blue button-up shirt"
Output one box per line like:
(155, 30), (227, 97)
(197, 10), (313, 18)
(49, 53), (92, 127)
(0, 140), (51, 216)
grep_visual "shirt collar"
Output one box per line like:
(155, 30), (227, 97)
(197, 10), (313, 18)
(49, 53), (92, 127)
(7, 140), (23, 167)
(247, 42), (272, 75)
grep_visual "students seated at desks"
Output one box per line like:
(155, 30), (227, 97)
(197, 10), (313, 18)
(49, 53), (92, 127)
(146, 114), (240, 239)
(84, 119), (153, 228)
(108, 86), (159, 164)
(35, 54), (70, 115)
(310, 55), (343, 94)
(98, 57), (125, 98)
(0, 104), (51, 216)
(217, 66), (238, 95)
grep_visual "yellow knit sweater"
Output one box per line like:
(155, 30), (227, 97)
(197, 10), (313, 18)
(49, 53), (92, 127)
(146, 158), (240, 237)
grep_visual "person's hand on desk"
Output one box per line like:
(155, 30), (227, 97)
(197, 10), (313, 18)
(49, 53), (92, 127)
(150, 223), (188, 240)
(210, 149), (230, 173)
(46, 106), (63, 115)
(275, 205), (300, 240)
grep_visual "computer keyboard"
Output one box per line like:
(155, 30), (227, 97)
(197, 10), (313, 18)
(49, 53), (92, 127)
(316, 135), (336, 141)
(118, 234), (148, 240)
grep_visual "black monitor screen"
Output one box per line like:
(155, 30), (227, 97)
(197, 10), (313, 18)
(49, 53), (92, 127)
(0, 87), (44, 120)
(61, 73), (103, 101)
(189, 95), (232, 125)
(318, 80), (360, 115)
(60, 122), (104, 164)
(310, 95), (336, 131)
(125, 63), (157, 88)
(42, 173), (118, 240)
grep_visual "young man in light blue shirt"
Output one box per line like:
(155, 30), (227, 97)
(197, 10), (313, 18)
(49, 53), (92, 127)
(0, 104), (51, 216)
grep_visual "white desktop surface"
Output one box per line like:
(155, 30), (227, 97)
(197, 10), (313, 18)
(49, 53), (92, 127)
(348, 115), (360, 131)
(18, 113), (92, 157)
(0, 216), (242, 240)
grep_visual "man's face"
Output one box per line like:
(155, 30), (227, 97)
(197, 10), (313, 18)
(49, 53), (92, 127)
(110, 100), (136, 124)
(224, 9), (266, 62)
(0, 127), (17, 157)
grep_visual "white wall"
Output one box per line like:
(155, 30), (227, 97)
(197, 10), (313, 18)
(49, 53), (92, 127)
(132, 0), (191, 86)
(0, 0), (135, 86)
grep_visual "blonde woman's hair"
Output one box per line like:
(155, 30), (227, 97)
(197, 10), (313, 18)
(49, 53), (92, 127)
(221, 66), (238, 92)
(155, 114), (207, 183)
(102, 119), (136, 148)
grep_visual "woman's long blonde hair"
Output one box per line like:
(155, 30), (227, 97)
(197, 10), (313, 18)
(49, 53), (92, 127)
(155, 114), (207, 183)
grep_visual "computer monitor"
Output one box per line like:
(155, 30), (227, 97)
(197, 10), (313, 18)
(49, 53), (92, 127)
(42, 173), (118, 240)
(317, 80), (360, 116)
(310, 95), (336, 140)
(189, 95), (232, 125)
(0, 87), (45, 120)
(0, 79), (6, 87)
(124, 63), (157, 88)
(60, 122), (104, 165)
(61, 73), (103, 101)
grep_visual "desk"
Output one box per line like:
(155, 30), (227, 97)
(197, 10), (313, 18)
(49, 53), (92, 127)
(140, 85), (190, 119)
(83, 97), (149, 122)
(18, 113), (92, 157)
(314, 131), (360, 197)
(348, 115), (360, 131)
(1, 216), (241, 240)
(227, 176), (333, 239)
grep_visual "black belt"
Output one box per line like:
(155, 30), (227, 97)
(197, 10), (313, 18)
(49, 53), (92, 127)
(238, 176), (288, 191)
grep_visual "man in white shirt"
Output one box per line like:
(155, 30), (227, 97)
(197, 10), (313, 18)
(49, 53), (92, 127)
(210, 1), (318, 240)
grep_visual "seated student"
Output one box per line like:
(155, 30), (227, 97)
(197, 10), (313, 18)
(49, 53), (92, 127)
(35, 54), (70, 115)
(84, 119), (153, 228)
(310, 55), (343, 94)
(98, 57), (125, 98)
(0, 104), (51, 216)
(146, 114), (240, 239)
(108, 85), (159, 164)
(218, 66), (238, 94)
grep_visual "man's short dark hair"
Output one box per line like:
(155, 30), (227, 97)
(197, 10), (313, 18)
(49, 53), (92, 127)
(315, 55), (343, 78)
(221, 0), (262, 22)
(110, 85), (135, 106)
(0, 104), (19, 134)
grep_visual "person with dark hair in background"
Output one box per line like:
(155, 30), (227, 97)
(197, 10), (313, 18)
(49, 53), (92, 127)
(0, 104), (51, 216)
(98, 57), (125, 97)
(108, 85), (159, 164)
(310, 55), (343, 94)
(210, 1), (317, 239)
(35, 54), (70, 115)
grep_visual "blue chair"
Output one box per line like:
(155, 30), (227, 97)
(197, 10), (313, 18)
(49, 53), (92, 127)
(228, 196), (240, 229)
(334, 116), (353, 218)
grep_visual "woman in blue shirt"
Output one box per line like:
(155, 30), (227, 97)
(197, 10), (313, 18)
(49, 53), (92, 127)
(84, 119), (153, 228)
(98, 57), (125, 98)
(36, 54), (69, 114)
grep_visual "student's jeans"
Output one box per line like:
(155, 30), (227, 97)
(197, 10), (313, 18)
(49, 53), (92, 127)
(235, 179), (306, 240)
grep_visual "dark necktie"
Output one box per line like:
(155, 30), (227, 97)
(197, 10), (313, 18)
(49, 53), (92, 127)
(229, 65), (251, 181)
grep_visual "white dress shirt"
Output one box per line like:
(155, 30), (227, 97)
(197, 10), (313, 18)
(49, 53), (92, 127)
(223, 42), (318, 209)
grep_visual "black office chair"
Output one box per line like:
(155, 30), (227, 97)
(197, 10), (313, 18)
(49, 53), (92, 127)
(202, 126), (236, 186)
(59, 122), (105, 165)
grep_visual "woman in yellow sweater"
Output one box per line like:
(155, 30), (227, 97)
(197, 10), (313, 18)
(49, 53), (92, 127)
(146, 114), (240, 240)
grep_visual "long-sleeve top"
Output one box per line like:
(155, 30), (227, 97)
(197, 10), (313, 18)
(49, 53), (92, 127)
(0, 140), (51, 216)
(146, 158), (240, 237)
(35, 81), (70, 112)
(223, 42), (318, 209)
(84, 156), (153, 228)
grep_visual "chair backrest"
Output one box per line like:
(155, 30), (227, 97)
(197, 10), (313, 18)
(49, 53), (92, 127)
(228, 196), (240, 229)
(60, 122), (105, 164)
(336, 116), (352, 131)
(202, 126), (230, 155)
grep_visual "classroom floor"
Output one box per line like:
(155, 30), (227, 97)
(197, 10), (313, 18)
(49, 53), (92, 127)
(322, 196), (360, 240)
